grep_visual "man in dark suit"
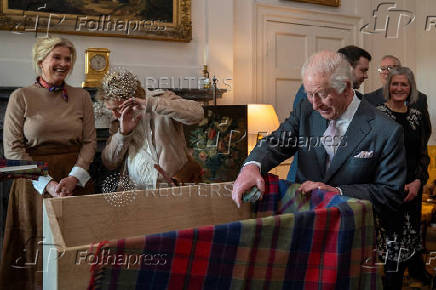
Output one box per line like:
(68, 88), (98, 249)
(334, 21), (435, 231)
(287, 46), (372, 182)
(364, 55), (431, 141)
(232, 51), (406, 220)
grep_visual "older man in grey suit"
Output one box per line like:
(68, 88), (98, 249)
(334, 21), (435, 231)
(232, 51), (406, 221)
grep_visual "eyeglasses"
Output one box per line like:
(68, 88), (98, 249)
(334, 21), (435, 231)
(377, 65), (399, 73)
(306, 88), (334, 100)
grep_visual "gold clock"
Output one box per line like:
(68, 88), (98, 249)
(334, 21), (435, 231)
(82, 48), (110, 88)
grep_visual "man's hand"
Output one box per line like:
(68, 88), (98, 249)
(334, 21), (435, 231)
(55, 176), (78, 197)
(232, 164), (265, 208)
(297, 181), (339, 195)
(404, 179), (421, 202)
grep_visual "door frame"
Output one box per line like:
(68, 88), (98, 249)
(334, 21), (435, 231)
(254, 3), (362, 104)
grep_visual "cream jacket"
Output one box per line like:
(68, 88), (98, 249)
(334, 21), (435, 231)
(101, 90), (203, 186)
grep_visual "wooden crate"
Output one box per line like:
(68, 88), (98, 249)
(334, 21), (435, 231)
(43, 183), (250, 290)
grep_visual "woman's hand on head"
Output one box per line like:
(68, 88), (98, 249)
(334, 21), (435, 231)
(119, 104), (142, 135)
(121, 97), (146, 112)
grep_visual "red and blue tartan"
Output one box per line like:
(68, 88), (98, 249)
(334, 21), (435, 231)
(88, 174), (381, 289)
(0, 159), (48, 180)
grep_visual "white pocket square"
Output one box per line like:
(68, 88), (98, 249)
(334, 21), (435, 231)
(354, 151), (373, 158)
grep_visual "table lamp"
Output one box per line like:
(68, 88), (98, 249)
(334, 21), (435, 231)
(247, 104), (280, 153)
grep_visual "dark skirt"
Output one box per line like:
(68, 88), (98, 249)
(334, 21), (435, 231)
(0, 146), (93, 289)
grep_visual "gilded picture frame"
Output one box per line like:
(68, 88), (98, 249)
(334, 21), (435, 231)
(0, 0), (192, 42)
(289, 0), (340, 7)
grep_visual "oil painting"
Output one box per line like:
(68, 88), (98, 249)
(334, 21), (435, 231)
(0, 0), (191, 41)
(184, 106), (248, 183)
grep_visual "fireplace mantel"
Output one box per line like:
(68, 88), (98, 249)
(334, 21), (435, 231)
(0, 87), (226, 101)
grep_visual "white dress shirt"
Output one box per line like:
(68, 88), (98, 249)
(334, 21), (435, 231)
(32, 167), (90, 195)
(334, 92), (361, 139)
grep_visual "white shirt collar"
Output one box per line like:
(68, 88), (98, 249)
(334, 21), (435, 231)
(337, 91), (360, 124)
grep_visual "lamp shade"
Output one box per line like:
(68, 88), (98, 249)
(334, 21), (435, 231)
(247, 104), (280, 134)
(247, 104), (280, 153)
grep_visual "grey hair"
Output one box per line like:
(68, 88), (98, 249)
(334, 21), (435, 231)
(301, 50), (353, 94)
(381, 55), (401, 66)
(383, 66), (418, 104)
(32, 37), (76, 76)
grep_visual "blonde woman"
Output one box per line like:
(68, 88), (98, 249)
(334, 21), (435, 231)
(0, 37), (96, 289)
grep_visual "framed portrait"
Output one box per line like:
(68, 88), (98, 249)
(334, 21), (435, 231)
(0, 0), (192, 42)
(184, 106), (248, 183)
(287, 0), (340, 7)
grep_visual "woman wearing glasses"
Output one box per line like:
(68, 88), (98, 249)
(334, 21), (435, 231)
(364, 55), (431, 141)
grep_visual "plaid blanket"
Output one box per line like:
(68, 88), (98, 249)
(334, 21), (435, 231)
(0, 158), (48, 180)
(88, 174), (380, 290)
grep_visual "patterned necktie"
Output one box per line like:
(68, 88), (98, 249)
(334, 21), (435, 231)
(36, 77), (68, 102)
(322, 120), (338, 168)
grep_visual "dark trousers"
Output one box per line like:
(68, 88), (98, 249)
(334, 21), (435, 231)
(383, 253), (431, 289)
(383, 259), (407, 290)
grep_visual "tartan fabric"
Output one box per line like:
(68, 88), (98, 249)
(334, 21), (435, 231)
(89, 174), (380, 290)
(0, 159), (48, 180)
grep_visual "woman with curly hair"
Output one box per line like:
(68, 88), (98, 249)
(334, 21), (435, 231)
(98, 69), (203, 189)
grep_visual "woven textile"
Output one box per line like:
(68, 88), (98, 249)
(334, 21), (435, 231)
(0, 159), (48, 180)
(88, 174), (380, 290)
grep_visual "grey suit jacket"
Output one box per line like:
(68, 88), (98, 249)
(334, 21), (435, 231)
(364, 88), (432, 142)
(246, 99), (407, 215)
